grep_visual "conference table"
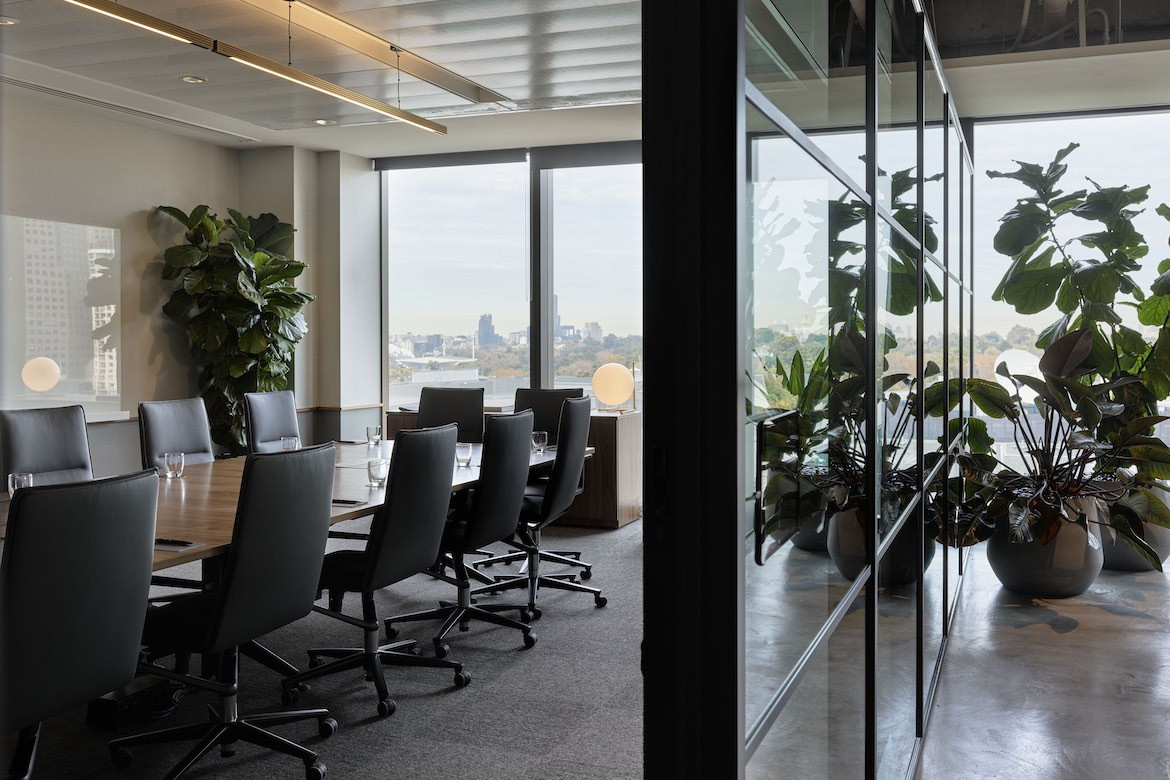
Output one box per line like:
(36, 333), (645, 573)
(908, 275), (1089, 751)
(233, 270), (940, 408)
(0, 441), (562, 571)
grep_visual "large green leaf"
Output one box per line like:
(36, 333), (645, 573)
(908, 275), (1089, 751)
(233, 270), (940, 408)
(966, 418), (994, 454)
(1137, 295), (1170, 327)
(163, 244), (204, 268)
(238, 325), (270, 355)
(1000, 266), (1067, 314)
(965, 378), (1017, 419)
(1072, 264), (1121, 304)
(1038, 328), (1093, 378)
(162, 291), (198, 320)
(991, 203), (1050, 257)
(188, 311), (230, 352)
(236, 271), (265, 308)
(1127, 445), (1170, 479)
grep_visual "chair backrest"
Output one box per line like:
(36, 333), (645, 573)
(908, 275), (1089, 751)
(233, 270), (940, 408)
(463, 410), (534, 550)
(0, 406), (93, 486)
(534, 396), (592, 524)
(363, 424), (458, 592)
(417, 387), (485, 443)
(244, 391), (300, 454)
(514, 388), (584, 447)
(138, 398), (216, 470)
(206, 444), (335, 652)
(0, 470), (158, 733)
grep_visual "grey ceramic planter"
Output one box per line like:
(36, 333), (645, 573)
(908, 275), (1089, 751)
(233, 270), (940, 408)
(986, 500), (1104, 598)
(1102, 486), (1170, 571)
(827, 506), (936, 585)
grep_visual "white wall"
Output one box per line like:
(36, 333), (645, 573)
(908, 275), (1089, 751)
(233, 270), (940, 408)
(0, 90), (241, 410)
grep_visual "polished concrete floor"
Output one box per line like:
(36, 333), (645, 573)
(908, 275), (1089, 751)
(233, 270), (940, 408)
(917, 547), (1170, 780)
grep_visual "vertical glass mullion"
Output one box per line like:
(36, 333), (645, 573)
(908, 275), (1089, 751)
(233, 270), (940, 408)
(531, 166), (553, 389)
(864, 1), (879, 777)
(913, 8), (926, 740)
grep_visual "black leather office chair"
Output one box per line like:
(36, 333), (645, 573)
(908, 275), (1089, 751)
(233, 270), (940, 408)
(244, 390), (300, 453)
(0, 406), (93, 485)
(475, 389), (593, 579)
(474, 397), (606, 619)
(384, 411), (536, 656)
(513, 387), (583, 446)
(281, 424), (469, 717)
(417, 387), (485, 443)
(1, 470), (158, 780)
(109, 444), (338, 780)
(138, 398), (216, 470)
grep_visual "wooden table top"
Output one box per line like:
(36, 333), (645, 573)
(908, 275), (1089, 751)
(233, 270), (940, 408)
(0, 442), (560, 573)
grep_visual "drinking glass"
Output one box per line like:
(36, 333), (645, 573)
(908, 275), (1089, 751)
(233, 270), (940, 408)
(280, 436), (300, 452)
(455, 442), (473, 468)
(162, 452), (185, 479)
(366, 425), (382, 446)
(367, 458), (390, 488)
(531, 430), (549, 455)
(7, 472), (33, 495)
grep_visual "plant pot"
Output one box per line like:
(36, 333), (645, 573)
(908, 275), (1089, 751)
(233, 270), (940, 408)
(1102, 486), (1170, 572)
(790, 510), (828, 552)
(826, 506), (936, 585)
(986, 497), (1104, 598)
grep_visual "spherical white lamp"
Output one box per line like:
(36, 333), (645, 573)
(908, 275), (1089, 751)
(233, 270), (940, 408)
(21, 356), (61, 392)
(592, 362), (635, 410)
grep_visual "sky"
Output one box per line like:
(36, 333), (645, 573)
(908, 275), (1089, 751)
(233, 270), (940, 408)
(385, 162), (643, 339)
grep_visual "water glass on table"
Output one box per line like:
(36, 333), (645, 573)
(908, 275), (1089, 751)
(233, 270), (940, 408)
(366, 425), (382, 446)
(367, 458), (390, 488)
(7, 472), (33, 495)
(531, 430), (548, 455)
(162, 452), (185, 479)
(455, 442), (473, 468)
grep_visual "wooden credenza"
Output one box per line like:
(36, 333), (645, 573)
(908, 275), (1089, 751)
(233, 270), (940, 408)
(384, 408), (642, 528)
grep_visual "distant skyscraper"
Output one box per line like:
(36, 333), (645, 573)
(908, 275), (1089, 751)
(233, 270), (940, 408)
(477, 313), (501, 347)
(583, 321), (602, 341)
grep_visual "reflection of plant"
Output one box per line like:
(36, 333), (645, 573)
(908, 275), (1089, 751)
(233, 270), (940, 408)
(158, 206), (314, 452)
(938, 330), (1170, 568)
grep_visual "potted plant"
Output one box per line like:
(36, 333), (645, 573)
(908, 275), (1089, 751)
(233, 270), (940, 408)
(950, 329), (1170, 596)
(158, 205), (314, 452)
(987, 143), (1170, 569)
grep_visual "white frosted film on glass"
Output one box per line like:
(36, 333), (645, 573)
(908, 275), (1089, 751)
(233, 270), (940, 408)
(0, 215), (121, 417)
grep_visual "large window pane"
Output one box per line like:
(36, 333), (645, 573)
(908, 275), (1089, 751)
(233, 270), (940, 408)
(550, 164), (643, 401)
(385, 163), (529, 409)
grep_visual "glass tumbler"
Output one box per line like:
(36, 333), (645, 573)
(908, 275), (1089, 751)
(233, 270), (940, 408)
(162, 452), (185, 479)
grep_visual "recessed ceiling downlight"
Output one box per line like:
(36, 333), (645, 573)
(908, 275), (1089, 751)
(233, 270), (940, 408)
(180, 75), (208, 84)
(314, 119), (337, 126)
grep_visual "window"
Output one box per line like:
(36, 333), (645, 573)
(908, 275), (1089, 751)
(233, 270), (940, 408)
(384, 162), (529, 409)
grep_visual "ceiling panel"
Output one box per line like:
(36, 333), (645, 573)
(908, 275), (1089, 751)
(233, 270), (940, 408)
(0, 0), (642, 136)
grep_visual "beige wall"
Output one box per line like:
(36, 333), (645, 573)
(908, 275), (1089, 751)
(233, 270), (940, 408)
(0, 91), (242, 411)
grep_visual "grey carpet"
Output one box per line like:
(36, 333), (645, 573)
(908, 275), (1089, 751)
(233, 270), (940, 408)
(3, 522), (644, 779)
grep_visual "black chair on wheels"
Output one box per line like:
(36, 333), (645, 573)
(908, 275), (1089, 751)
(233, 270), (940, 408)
(1, 470), (158, 780)
(244, 390), (301, 454)
(280, 424), (469, 717)
(138, 398), (216, 470)
(0, 405), (93, 485)
(108, 444), (339, 780)
(475, 389), (595, 579)
(417, 387), (484, 443)
(474, 396), (606, 619)
(384, 411), (537, 656)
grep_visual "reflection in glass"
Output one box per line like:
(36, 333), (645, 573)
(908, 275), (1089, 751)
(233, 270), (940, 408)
(744, 108), (867, 726)
(947, 123), (963, 272)
(924, 57), (946, 249)
(745, 0), (866, 186)
(385, 163), (529, 409)
(0, 215), (121, 417)
(876, 0), (920, 210)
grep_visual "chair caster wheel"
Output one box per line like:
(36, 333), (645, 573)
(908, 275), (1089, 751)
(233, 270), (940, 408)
(580, 568), (592, 580)
(530, 606), (542, 621)
(281, 686), (300, 705)
(519, 609), (531, 622)
(377, 698), (396, 717)
(595, 595), (608, 608)
(523, 632), (537, 649)
(385, 622), (400, 640)
(308, 655), (325, 669)
(221, 745), (237, 758)
(111, 747), (132, 768)
(305, 760), (327, 780)
(454, 671), (471, 688)
(297, 682), (312, 693)
(318, 717), (338, 738)
(434, 643), (450, 659)
(409, 646), (423, 656)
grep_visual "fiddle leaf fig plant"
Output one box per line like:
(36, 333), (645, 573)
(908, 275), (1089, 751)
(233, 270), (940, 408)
(158, 205), (314, 452)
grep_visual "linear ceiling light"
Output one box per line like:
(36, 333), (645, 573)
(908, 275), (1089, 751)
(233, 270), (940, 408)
(61, 0), (446, 135)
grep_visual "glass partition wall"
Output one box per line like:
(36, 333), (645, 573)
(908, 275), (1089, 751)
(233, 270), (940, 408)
(741, 1), (973, 777)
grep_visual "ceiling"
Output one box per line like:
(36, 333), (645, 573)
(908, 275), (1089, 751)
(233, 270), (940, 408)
(0, 0), (642, 156)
